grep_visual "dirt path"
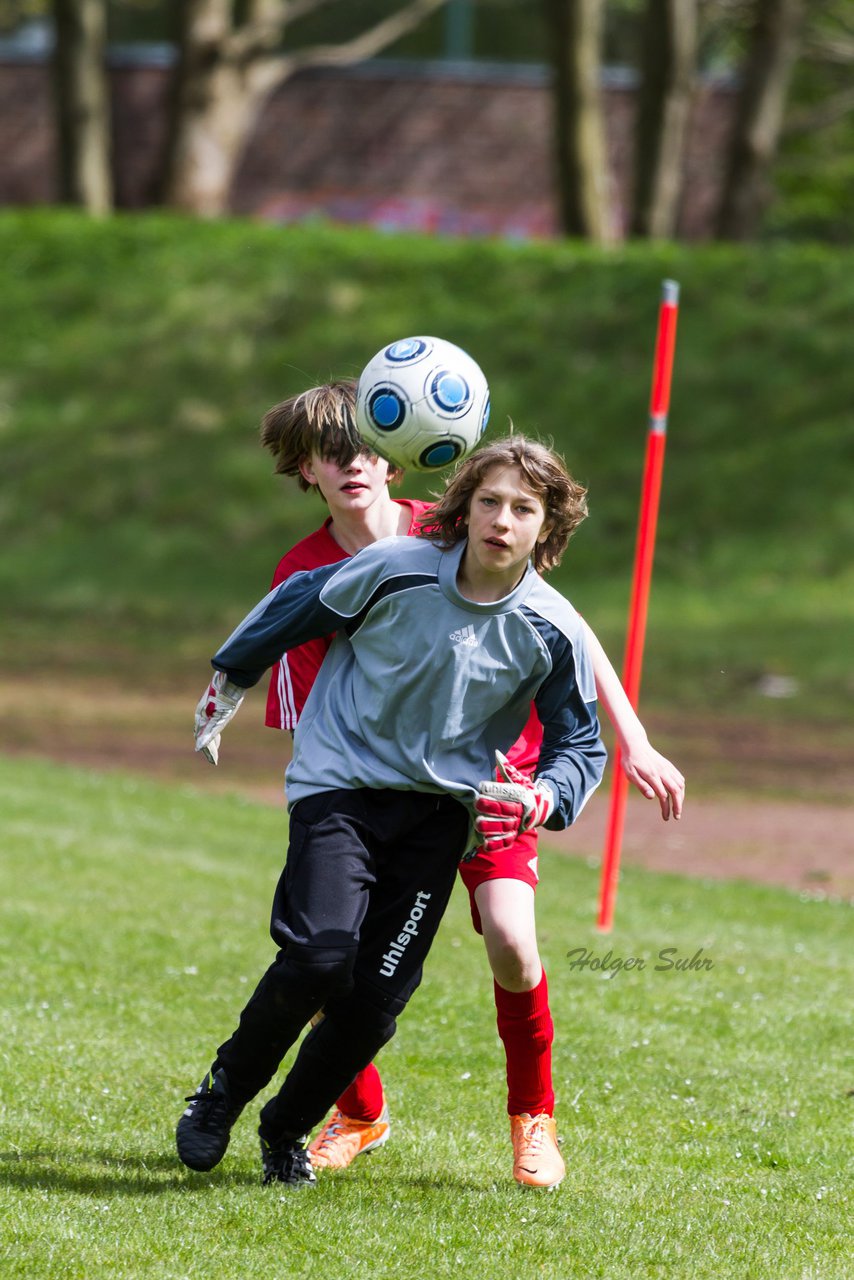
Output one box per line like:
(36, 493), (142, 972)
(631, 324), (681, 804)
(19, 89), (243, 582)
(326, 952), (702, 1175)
(5, 676), (853, 901)
(552, 792), (854, 899)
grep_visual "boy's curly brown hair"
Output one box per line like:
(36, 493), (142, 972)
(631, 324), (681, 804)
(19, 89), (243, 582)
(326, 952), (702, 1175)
(418, 435), (588, 573)
(260, 380), (403, 491)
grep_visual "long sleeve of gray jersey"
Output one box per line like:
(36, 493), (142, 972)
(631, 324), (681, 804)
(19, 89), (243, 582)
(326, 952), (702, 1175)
(211, 561), (345, 687)
(527, 613), (606, 829)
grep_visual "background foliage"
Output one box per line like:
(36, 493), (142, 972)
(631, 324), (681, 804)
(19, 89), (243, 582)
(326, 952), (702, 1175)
(2, 1), (852, 240)
(1, 211), (852, 726)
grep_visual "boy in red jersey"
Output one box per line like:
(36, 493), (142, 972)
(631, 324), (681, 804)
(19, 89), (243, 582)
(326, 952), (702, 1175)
(260, 383), (431, 734)
(249, 379), (684, 1189)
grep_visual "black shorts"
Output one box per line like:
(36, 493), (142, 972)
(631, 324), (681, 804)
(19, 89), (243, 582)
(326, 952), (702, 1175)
(270, 787), (470, 1015)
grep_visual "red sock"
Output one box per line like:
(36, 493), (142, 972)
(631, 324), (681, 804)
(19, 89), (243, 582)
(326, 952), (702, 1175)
(334, 1062), (385, 1123)
(493, 969), (555, 1117)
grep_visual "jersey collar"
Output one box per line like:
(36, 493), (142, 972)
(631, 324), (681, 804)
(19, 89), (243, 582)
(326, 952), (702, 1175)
(437, 538), (536, 614)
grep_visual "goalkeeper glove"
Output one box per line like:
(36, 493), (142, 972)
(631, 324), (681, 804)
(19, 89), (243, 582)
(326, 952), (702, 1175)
(194, 670), (246, 766)
(474, 750), (556, 853)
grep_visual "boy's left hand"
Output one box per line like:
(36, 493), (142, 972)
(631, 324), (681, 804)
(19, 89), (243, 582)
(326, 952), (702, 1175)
(474, 750), (555, 852)
(621, 739), (685, 821)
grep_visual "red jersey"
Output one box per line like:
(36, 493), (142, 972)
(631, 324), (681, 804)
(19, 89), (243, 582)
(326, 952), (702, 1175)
(265, 500), (432, 730)
(507, 704), (544, 777)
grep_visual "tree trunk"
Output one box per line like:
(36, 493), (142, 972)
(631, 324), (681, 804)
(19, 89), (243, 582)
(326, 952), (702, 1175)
(161, 0), (451, 218)
(159, 0), (269, 216)
(544, 0), (611, 242)
(52, 0), (112, 213)
(716, 0), (804, 240)
(630, 0), (697, 239)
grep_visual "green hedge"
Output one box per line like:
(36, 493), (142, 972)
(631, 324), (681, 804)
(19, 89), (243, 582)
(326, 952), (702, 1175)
(1, 211), (852, 721)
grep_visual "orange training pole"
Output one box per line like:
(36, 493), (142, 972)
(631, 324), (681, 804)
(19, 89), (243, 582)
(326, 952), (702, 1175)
(597, 280), (680, 932)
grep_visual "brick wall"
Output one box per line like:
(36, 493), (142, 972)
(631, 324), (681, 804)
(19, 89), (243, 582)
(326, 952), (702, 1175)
(0, 59), (56, 203)
(0, 51), (735, 239)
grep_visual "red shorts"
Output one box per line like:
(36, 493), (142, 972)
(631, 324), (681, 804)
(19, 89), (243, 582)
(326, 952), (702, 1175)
(457, 827), (540, 935)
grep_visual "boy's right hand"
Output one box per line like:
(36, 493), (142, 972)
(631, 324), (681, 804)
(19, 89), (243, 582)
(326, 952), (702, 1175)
(194, 671), (245, 765)
(474, 751), (556, 852)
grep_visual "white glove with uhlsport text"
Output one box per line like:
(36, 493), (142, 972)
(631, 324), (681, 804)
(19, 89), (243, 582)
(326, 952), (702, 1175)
(474, 750), (556, 853)
(194, 670), (246, 766)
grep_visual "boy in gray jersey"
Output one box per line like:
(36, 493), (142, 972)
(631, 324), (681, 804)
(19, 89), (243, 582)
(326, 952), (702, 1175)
(177, 436), (606, 1188)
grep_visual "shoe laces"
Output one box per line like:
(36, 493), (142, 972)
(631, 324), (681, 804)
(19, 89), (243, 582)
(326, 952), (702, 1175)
(314, 1110), (347, 1150)
(185, 1083), (230, 1133)
(520, 1113), (550, 1152)
(262, 1140), (312, 1184)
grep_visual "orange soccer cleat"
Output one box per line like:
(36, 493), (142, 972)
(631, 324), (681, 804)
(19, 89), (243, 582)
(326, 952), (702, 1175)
(510, 1112), (565, 1189)
(308, 1101), (391, 1170)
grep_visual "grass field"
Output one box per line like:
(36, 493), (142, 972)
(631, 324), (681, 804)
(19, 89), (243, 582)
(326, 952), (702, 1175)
(1, 757), (850, 1280)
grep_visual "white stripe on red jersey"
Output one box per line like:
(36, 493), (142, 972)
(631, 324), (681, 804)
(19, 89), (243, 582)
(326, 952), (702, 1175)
(275, 654), (299, 731)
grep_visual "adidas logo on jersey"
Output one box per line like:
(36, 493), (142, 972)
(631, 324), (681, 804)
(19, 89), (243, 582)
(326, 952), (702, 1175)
(449, 624), (478, 647)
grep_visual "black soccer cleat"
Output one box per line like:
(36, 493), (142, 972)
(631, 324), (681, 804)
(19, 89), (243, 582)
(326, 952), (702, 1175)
(176, 1067), (244, 1171)
(259, 1128), (317, 1188)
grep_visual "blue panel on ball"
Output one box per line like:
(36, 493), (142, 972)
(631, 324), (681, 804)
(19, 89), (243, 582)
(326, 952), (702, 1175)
(430, 371), (470, 414)
(420, 440), (461, 469)
(369, 388), (406, 431)
(479, 395), (491, 436)
(386, 338), (428, 363)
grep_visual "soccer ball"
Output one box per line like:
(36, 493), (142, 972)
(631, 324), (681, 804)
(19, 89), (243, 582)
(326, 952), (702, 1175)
(356, 336), (490, 472)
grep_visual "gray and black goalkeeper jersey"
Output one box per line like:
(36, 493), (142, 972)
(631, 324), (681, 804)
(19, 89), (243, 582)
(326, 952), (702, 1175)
(213, 536), (606, 832)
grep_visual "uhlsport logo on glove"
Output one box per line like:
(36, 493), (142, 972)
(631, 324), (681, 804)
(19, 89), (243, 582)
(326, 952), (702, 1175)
(474, 750), (555, 853)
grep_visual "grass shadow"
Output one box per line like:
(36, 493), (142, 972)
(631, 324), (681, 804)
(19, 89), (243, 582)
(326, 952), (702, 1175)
(0, 1147), (259, 1195)
(0, 1148), (494, 1200)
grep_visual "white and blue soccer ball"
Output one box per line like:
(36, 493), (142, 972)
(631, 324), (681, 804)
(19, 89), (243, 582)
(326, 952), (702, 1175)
(355, 336), (490, 472)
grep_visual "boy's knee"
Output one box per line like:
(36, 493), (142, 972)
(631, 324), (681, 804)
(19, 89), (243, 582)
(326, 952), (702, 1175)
(278, 943), (356, 1003)
(491, 951), (541, 992)
(481, 925), (541, 991)
(483, 917), (534, 961)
